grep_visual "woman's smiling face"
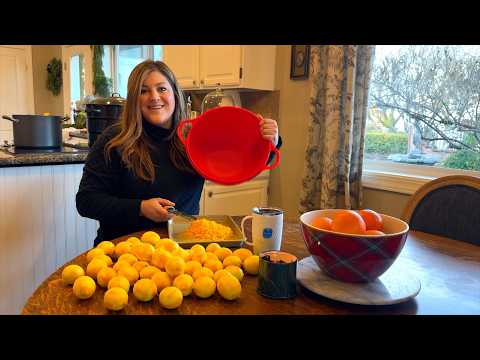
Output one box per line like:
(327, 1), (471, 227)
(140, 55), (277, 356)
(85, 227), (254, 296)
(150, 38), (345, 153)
(140, 70), (175, 129)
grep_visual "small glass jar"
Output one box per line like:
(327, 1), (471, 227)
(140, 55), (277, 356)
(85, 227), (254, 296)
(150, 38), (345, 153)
(201, 86), (236, 114)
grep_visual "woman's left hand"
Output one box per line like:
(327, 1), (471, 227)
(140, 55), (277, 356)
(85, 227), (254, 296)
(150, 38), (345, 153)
(258, 115), (279, 146)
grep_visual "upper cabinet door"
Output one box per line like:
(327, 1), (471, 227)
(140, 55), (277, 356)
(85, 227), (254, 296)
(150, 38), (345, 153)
(163, 45), (200, 89)
(200, 45), (241, 87)
(0, 46), (34, 140)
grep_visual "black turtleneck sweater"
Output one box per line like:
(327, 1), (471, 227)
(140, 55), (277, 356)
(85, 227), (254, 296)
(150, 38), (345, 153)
(76, 121), (205, 245)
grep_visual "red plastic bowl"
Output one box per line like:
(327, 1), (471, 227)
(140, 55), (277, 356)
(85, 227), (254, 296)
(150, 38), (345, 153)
(177, 106), (280, 185)
(299, 209), (409, 283)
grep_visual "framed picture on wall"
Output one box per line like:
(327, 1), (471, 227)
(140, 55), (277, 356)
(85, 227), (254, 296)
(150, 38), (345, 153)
(290, 45), (310, 80)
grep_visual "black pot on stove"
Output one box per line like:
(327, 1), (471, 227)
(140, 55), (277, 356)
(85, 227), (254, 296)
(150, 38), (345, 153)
(85, 93), (126, 147)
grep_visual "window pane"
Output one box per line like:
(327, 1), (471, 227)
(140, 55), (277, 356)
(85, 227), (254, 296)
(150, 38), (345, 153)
(70, 54), (85, 117)
(366, 45), (480, 172)
(154, 45), (163, 60)
(117, 45), (151, 97)
(102, 45), (112, 80)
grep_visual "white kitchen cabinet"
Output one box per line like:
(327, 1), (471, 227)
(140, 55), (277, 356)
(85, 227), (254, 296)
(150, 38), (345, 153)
(201, 179), (269, 216)
(163, 45), (276, 91)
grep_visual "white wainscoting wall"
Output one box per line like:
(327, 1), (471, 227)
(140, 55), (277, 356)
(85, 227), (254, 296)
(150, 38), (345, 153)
(0, 163), (98, 314)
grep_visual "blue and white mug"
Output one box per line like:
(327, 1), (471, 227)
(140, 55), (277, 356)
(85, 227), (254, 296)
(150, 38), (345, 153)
(241, 207), (284, 255)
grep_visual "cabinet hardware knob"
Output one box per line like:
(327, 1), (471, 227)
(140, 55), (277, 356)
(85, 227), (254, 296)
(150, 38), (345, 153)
(208, 191), (213, 197)
(200, 79), (204, 85)
(193, 80), (196, 85)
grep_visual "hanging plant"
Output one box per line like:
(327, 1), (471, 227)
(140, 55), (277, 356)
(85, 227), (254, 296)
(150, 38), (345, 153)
(91, 45), (112, 98)
(46, 58), (62, 96)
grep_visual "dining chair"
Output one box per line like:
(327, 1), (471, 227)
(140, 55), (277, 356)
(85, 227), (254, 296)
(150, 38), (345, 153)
(401, 175), (480, 246)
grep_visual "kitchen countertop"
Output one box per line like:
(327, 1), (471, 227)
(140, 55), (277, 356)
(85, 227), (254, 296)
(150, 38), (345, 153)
(0, 147), (89, 168)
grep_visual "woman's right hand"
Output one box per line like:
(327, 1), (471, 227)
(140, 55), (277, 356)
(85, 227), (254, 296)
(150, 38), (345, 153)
(140, 198), (175, 222)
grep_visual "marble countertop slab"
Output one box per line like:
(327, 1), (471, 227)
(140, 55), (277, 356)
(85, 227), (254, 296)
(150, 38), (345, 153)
(0, 148), (88, 168)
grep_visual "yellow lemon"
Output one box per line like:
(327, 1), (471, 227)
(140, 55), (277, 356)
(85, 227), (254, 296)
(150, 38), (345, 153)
(159, 286), (183, 309)
(205, 252), (219, 262)
(184, 260), (202, 276)
(225, 265), (244, 282)
(61, 264), (85, 285)
(243, 255), (260, 275)
(233, 248), (253, 262)
(96, 241), (115, 256)
(152, 271), (172, 292)
(158, 238), (179, 253)
(191, 252), (207, 264)
(172, 247), (189, 261)
(140, 265), (161, 279)
(193, 276), (216, 299)
(118, 266), (139, 285)
(104, 287), (128, 311)
(203, 258), (223, 273)
(94, 254), (113, 266)
(192, 267), (214, 281)
(214, 247), (233, 262)
(126, 236), (141, 246)
(131, 242), (155, 262)
(141, 231), (161, 245)
(113, 260), (131, 273)
(217, 273), (242, 300)
(133, 261), (150, 273)
(213, 269), (232, 283)
(86, 258), (108, 279)
(151, 248), (172, 270)
(86, 248), (105, 263)
(173, 274), (194, 296)
(133, 278), (158, 302)
(117, 253), (138, 266)
(73, 276), (96, 299)
(115, 241), (132, 258)
(96, 267), (117, 288)
(190, 244), (206, 256)
(108, 275), (130, 293)
(223, 255), (242, 268)
(206, 242), (221, 253)
(165, 257), (185, 278)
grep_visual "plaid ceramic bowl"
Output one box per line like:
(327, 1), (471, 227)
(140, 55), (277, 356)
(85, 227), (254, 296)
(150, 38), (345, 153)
(299, 209), (409, 283)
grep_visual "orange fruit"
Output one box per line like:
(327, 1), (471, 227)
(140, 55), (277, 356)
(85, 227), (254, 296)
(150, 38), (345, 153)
(331, 210), (366, 235)
(311, 216), (333, 230)
(358, 209), (383, 231)
(365, 229), (385, 235)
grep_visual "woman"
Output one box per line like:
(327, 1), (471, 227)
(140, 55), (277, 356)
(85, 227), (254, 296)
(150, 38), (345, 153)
(76, 60), (281, 246)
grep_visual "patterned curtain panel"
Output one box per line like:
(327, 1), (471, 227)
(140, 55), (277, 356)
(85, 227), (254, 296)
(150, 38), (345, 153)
(299, 45), (375, 214)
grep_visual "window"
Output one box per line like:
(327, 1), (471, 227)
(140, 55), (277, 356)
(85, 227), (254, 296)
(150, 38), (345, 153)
(102, 45), (163, 97)
(363, 45), (480, 194)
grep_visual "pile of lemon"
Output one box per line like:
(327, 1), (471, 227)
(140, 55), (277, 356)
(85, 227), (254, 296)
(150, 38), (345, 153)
(61, 231), (260, 312)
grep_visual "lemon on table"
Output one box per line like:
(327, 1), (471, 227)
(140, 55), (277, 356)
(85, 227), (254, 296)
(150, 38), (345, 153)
(159, 286), (183, 309)
(97, 241), (115, 256)
(117, 253), (138, 266)
(118, 265), (139, 285)
(73, 276), (96, 299)
(206, 242), (221, 253)
(126, 236), (141, 246)
(213, 269), (232, 283)
(139, 265), (161, 279)
(108, 275), (130, 293)
(94, 254), (113, 266)
(151, 248), (172, 270)
(97, 267), (117, 288)
(217, 273), (242, 300)
(172, 247), (189, 261)
(133, 261), (150, 273)
(233, 248), (253, 262)
(151, 271), (172, 292)
(133, 278), (158, 302)
(104, 287), (129, 311)
(86, 258), (108, 279)
(224, 265), (244, 282)
(192, 267), (214, 281)
(193, 276), (216, 298)
(190, 244), (206, 256)
(141, 231), (160, 245)
(203, 258), (223, 273)
(243, 255), (260, 275)
(131, 242), (155, 262)
(86, 248), (105, 263)
(165, 256), (185, 278)
(61, 264), (85, 285)
(205, 252), (219, 262)
(158, 238), (179, 253)
(115, 241), (132, 258)
(173, 274), (194, 296)
(184, 260), (202, 276)
(214, 247), (233, 262)
(113, 260), (131, 272)
(223, 255), (242, 268)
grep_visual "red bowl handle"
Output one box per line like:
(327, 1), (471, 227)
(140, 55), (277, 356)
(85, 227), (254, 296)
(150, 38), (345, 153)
(264, 144), (280, 170)
(177, 119), (195, 146)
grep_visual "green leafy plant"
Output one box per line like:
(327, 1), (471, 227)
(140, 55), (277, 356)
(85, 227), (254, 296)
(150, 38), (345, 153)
(46, 58), (62, 96)
(91, 45), (112, 97)
(364, 131), (408, 154)
(441, 150), (480, 171)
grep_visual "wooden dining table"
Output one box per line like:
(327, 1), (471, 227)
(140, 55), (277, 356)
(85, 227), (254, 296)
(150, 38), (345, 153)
(21, 217), (480, 315)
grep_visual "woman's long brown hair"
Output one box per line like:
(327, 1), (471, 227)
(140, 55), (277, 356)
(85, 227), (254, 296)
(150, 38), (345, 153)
(104, 60), (195, 182)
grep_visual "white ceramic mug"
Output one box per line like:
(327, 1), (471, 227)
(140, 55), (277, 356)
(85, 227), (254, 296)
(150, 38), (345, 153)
(241, 207), (284, 255)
